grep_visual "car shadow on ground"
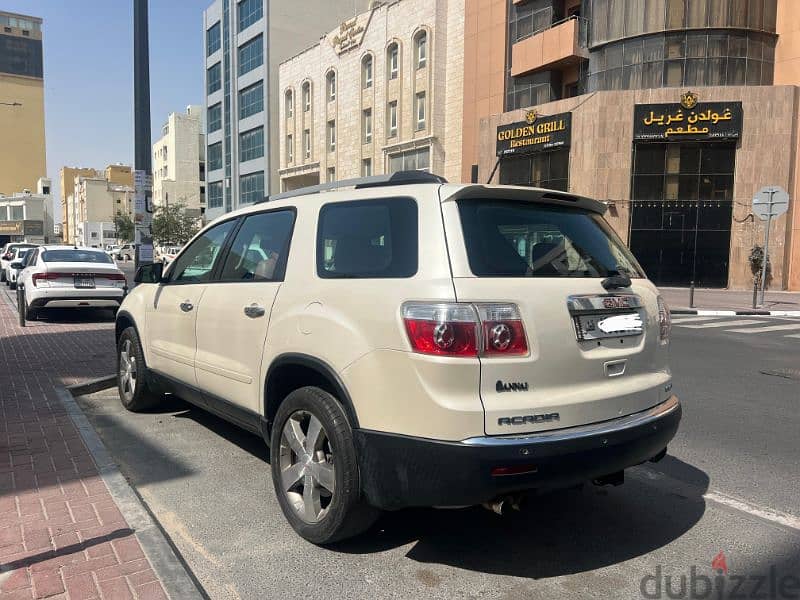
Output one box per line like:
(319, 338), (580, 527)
(28, 307), (117, 324)
(148, 398), (709, 580)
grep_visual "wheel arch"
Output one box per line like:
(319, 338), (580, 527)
(264, 353), (360, 438)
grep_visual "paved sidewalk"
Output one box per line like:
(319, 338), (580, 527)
(660, 286), (800, 314)
(0, 291), (172, 599)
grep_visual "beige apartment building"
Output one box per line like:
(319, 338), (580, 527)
(278, 0), (465, 190)
(463, 0), (800, 291)
(61, 165), (134, 245)
(152, 105), (206, 218)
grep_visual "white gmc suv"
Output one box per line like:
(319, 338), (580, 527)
(115, 172), (680, 544)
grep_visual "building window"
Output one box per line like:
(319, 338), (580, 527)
(238, 35), (263, 76)
(303, 129), (311, 159)
(387, 43), (399, 80)
(415, 31), (427, 69)
(388, 147), (430, 173)
(326, 70), (336, 102)
(286, 134), (293, 163)
(238, 0), (263, 31)
(239, 126), (264, 162)
(208, 142), (223, 171)
(327, 167), (336, 183)
(363, 109), (372, 144)
(208, 181), (223, 208)
(207, 62), (221, 94)
(284, 89), (293, 118)
(239, 171), (264, 205)
(362, 159), (372, 177)
(362, 55), (373, 88)
(387, 101), (398, 137)
(206, 22), (221, 56)
(499, 148), (569, 192)
(415, 92), (426, 130)
(302, 81), (311, 112)
(327, 120), (336, 152)
(9, 205), (24, 220)
(208, 103), (222, 133)
(506, 71), (559, 111)
(238, 80), (263, 119)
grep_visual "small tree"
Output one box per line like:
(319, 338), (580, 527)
(748, 245), (772, 288)
(114, 211), (134, 243)
(150, 201), (201, 246)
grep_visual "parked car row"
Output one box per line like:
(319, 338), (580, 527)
(10, 245), (128, 324)
(1, 242), (38, 289)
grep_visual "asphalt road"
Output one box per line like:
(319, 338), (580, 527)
(75, 316), (800, 600)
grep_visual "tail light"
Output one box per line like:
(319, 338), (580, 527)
(657, 295), (671, 343)
(1, 253), (11, 261)
(32, 272), (59, 287)
(402, 302), (528, 357)
(96, 272), (126, 281)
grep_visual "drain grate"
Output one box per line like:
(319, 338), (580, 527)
(760, 368), (800, 381)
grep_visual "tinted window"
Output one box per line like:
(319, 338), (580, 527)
(169, 219), (236, 283)
(41, 249), (113, 264)
(220, 210), (295, 281)
(458, 200), (644, 278)
(317, 198), (417, 278)
(0, 34), (43, 78)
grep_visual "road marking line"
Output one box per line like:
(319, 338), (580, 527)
(679, 319), (762, 329)
(726, 323), (800, 333)
(671, 316), (721, 324)
(633, 467), (800, 532)
(786, 334), (800, 339)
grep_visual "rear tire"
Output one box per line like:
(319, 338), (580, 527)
(270, 386), (380, 544)
(117, 326), (161, 411)
(9, 281), (16, 290)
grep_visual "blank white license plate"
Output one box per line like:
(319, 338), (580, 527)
(74, 276), (95, 289)
(574, 313), (643, 341)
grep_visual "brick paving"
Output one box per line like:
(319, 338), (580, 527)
(0, 290), (169, 599)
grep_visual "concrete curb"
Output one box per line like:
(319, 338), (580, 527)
(66, 375), (117, 396)
(55, 387), (207, 600)
(671, 309), (800, 317)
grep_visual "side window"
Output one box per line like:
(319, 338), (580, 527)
(316, 198), (418, 279)
(220, 210), (295, 281)
(24, 249), (37, 267)
(169, 219), (237, 283)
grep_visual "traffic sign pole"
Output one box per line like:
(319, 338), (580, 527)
(751, 186), (790, 308)
(759, 209), (772, 307)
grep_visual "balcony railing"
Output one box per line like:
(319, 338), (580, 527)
(513, 9), (589, 49)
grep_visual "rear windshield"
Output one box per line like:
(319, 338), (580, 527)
(457, 200), (644, 278)
(41, 249), (114, 264)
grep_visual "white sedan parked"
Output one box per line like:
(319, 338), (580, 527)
(16, 246), (127, 321)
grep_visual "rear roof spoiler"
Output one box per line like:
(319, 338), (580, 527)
(439, 184), (607, 215)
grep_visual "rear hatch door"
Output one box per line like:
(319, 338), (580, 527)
(440, 185), (672, 436)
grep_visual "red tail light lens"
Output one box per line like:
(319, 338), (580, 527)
(96, 272), (126, 281)
(402, 302), (529, 357)
(402, 303), (478, 356)
(32, 272), (60, 286)
(476, 304), (528, 355)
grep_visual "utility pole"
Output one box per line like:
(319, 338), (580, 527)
(133, 0), (154, 271)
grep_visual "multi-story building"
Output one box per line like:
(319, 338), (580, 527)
(0, 178), (54, 246)
(152, 105), (206, 218)
(203, 0), (371, 220)
(278, 0), (465, 189)
(60, 167), (102, 243)
(73, 176), (134, 249)
(0, 11), (46, 197)
(464, 0), (800, 291)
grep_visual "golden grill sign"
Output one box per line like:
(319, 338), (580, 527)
(496, 111), (572, 156)
(633, 93), (743, 141)
(0, 221), (24, 235)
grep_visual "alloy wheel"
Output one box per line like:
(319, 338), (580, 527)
(279, 410), (336, 523)
(119, 339), (137, 401)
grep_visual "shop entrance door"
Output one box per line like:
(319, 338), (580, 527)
(629, 142), (735, 288)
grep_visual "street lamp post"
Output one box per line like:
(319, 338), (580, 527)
(133, 0), (154, 272)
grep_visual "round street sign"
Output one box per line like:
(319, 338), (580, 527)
(752, 186), (789, 221)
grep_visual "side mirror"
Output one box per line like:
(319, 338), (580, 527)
(134, 262), (164, 284)
(9, 262), (23, 269)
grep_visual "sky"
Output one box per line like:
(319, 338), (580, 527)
(3, 0), (211, 216)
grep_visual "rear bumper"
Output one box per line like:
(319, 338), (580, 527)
(30, 293), (123, 309)
(354, 395), (681, 510)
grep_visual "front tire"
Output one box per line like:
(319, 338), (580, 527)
(117, 326), (161, 411)
(270, 387), (379, 544)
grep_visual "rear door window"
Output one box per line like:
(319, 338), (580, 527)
(457, 200), (644, 278)
(316, 197), (417, 278)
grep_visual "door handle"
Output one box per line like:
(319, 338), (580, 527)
(244, 303), (266, 318)
(179, 301), (194, 312)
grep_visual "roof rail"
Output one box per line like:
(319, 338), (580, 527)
(258, 170), (447, 203)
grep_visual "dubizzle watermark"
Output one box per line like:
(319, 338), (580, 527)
(640, 551), (800, 599)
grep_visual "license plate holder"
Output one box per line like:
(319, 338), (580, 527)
(573, 312), (642, 341)
(74, 276), (95, 289)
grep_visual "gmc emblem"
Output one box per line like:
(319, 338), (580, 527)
(603, 296), (631, 309)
